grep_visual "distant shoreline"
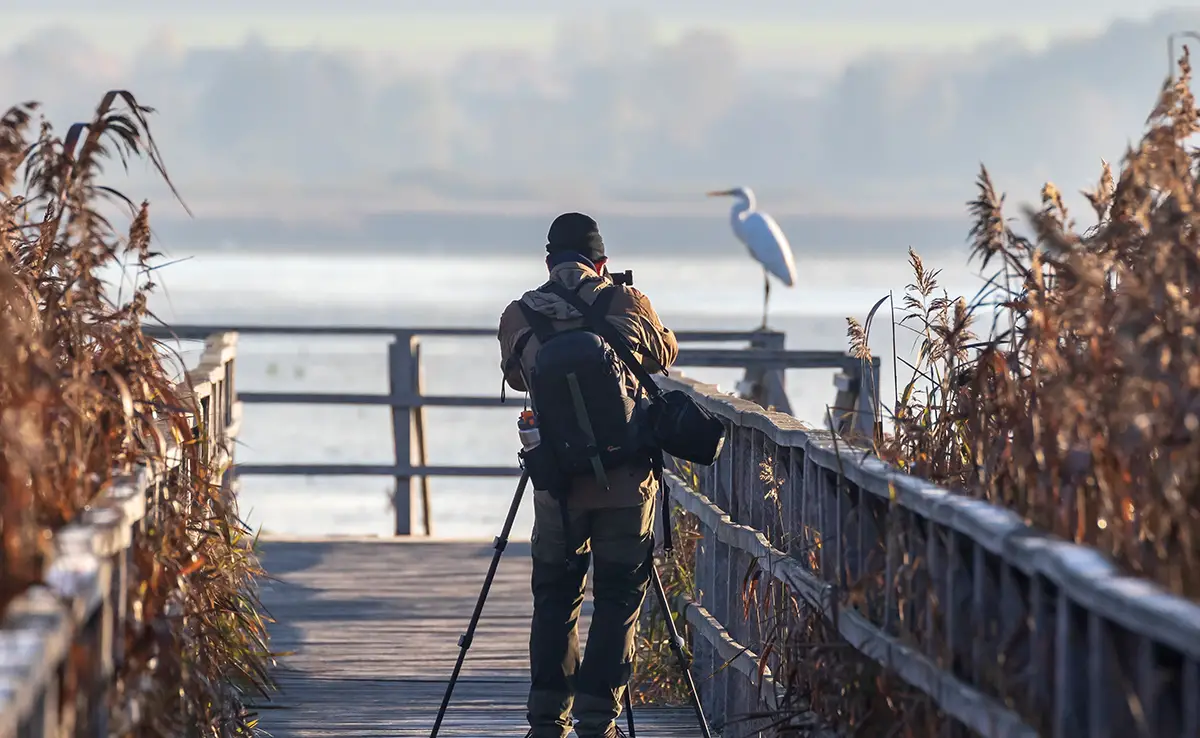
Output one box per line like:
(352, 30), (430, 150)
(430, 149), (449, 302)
(148, 206), (976, 259)
(150, 189), (971, 221)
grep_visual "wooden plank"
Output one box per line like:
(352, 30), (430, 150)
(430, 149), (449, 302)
(233, 464), (521, 477)
(388, 335), (417, 535)
(664, 468), (1038, 738)
(144, 324), (763, 343)
(412, 341), (434, 537)
(147, 325), (498, 339)
(237, 392), (510, 407)
(676, 348), (851, 370)
(252, 539), (704, 737)
(251, 679), (700, 737)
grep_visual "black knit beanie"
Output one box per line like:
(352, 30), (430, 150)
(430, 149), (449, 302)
(546, 212), (605, 262)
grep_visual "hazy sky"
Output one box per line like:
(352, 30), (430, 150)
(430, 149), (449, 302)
(6, 2), (1189, 70)
(2, 3), (1196, 221)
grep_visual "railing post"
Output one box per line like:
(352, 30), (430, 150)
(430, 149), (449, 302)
(388, 333), (419, 536)
(830, 359), (859, 436)
(740, 330), (791, 415)
(856, 356), (881, 440)
(830, 355), (880, 439)
(224, 358), (235, 427)
(412, 340), (433, 536)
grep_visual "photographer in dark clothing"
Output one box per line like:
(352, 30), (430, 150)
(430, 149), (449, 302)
(497, 213), (678, 738)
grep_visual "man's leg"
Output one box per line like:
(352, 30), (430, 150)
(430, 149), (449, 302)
(572, 497), (654, 737)
(528, 491), (590, 738)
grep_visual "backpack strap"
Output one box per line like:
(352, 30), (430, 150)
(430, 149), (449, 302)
(650, 451), (673, 557)
(507, 280), (619, 385)
(517, 301), (557, 343)
(500, 301), (558, 404)
(590, 282), (619, 318)
(549, 281), (677, 556)
(542, 282), (663, 401)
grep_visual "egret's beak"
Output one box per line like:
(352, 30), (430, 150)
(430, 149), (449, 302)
(706, 189), (733, 197)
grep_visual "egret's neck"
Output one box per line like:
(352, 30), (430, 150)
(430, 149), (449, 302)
(729, 193), (754, 228)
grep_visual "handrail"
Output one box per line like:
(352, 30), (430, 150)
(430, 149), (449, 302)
(0, 333), (241, 737)
(143, 322), (874, 411)
(146, 324), (881, 535)
(144, 324), (775, 342)
(658, 373), (1200, 738)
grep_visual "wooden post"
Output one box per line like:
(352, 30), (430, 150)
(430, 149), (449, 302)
(223, 358), (235, 427)
(738, 330), (792, 415)
(830, 360), (860, 436)
(831, 355), (882, 440)
(412, 340), (433, 536)
(855, 356), (882, 440)
(388, 333), (419, 536)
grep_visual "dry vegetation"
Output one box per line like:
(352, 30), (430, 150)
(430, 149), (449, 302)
(743, 49), (1200, 736)
(848, 51), (1200, 601)
(0, 92), (272, 735)
(630, 504), (702, 704)
(632, 47), (1200, 738)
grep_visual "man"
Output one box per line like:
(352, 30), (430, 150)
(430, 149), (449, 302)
(497, 212), (679, 738)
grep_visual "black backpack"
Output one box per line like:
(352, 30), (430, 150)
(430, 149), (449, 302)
(542, 282), (726, 469)
(507, 279), (727, 564)
(513, 283), (648, 491)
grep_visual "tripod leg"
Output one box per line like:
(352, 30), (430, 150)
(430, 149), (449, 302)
(430, 470), (531, 738)
(650, 562), (713, 738)
(623, 687), (636, 737)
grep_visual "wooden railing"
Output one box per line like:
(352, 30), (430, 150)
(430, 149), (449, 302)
(144, 324), (880, 536)
(660, 374), (1200, 738)
(0, 333), (240, 738)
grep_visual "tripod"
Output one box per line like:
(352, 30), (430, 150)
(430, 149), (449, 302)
(430, 470), (713, 738)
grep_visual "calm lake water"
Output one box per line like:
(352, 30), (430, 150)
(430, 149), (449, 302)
(134, 247), (984, 539)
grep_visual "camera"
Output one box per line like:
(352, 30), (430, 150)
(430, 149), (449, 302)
(610, 269), (634, 286)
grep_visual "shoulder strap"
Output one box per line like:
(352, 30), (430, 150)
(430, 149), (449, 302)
(502, 302), (556, 386)
(506, 279), (601, 377)
(590, 283), (619, 317)
(543, 282), (663, 400)
(517, 302), (556, 342)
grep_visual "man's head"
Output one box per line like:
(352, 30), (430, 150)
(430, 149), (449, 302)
(545, 212), (606, 272)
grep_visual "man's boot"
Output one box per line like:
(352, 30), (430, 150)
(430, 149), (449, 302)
(572, 722), (627, 738)
(572, 690), (625, 738)
(526, 689), (573, 738)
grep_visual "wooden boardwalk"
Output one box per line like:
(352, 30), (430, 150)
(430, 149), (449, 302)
(252, 539), (702, 737)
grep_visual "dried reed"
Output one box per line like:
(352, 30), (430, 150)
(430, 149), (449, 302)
(858, 50), (1200, 601)
(630, 500), (703, 705)
(0, 91), (272, 736)
(749, 45), (1200, 738)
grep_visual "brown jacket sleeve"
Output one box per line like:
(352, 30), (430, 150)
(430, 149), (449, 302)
(607, 286), (678, 374)
(497, 300), (529, 392)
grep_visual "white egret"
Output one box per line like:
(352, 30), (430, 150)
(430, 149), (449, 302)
(707, 187), (797, 328)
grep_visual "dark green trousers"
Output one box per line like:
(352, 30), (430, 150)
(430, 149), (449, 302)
(526, 490), (654, 738)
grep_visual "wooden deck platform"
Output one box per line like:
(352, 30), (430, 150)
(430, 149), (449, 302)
(251, 539), (702, 737)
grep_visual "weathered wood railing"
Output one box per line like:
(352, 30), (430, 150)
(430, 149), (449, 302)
(659, 374), (1200, 738)
(0, 332), (240, 738)
(144, 324), (880, 536)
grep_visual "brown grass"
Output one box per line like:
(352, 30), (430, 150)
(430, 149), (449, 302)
(851, 50), (1200, 601)
(630, 501), (702, 705)
(739, 43), (1200, 738)
(0, 92), (272, 735)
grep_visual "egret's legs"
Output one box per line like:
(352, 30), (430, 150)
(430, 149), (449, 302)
(760, 269), (770, 329)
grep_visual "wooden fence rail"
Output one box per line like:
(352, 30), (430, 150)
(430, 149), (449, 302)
(0, 332), (240, 738)
(144, 324), (880, 536)
(660, 374), (1200, 738)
